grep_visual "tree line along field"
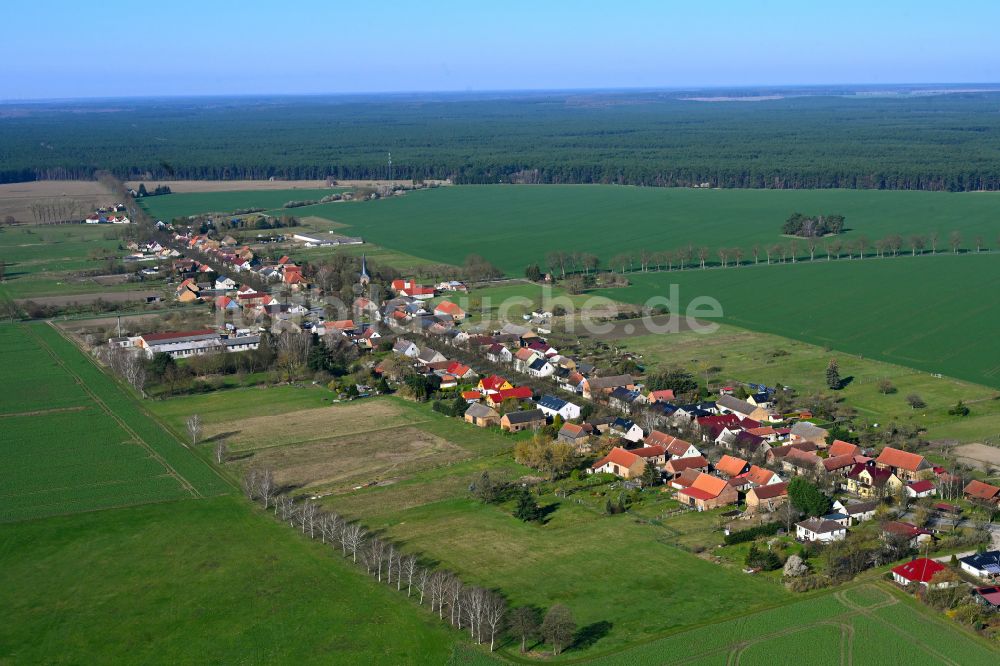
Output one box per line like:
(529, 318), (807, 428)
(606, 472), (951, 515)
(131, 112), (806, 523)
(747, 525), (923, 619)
(594, 253), (1000, 391)
(6, 90), (1000, 190)
(0, 323), (227, 522)
(255, 184), (1000, 275)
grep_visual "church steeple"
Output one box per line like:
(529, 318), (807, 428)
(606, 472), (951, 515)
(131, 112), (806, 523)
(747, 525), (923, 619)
(359, 254), (370, 286)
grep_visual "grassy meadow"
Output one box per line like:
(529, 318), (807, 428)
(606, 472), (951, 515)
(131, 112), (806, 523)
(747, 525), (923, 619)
(0, 223), (158, 300)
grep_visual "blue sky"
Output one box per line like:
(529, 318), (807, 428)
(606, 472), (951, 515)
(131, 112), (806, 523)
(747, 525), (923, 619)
(3, 0), (999, 99)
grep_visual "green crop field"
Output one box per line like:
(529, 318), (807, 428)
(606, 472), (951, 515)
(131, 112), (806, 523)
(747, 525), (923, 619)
(567, 584), (997, 665)
(139, 188), (343, 220)
(0, 496), (462, 664)
(267, 185), (1000, 275)
(593, 253), (1000, 390)
(0, 323), (227, 522)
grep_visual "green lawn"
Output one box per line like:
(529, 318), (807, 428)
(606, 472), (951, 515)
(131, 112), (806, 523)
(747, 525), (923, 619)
(139, 188), (344, 220)
(324, 479), (789, 658)
(0, 496), (461, 665)
(595, 253), (1000, 391)
(277, 185), (1000, 275)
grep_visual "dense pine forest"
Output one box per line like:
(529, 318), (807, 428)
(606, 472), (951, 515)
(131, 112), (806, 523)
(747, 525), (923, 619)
(3, 89), (1000, 190)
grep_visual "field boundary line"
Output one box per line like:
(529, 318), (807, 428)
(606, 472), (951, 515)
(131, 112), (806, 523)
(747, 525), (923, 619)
(28, 323), (200, 498)
(0, 405), (89, 418)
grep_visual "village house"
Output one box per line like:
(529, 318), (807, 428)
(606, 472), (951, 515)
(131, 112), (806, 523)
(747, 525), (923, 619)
(891, 558), (947, 588)
(781, 447), (824, 475)
(795, 518), (847, 543)
(557, 422), (592, 449)
(609, 417), (644, 443)
(646, 389), (675, 403)
(874, 447), (932, 482)
(500, 408), (546, 433)
(392, 339), (419, 357)
(845, 464), (903, 499)
(904, 479), (936, 499)
(433, 300), (465, 321)
(663, 455), (709, 480)
(715, 395), (770, 422)
(882, 521), (933, 549)
(629, 444), (668, 467)
(677, 472), (738, 511)
(485, 343), (513, 365)
(582, 374), (636, 401)
(536, 395), (582, 421)
(608, 387), (643, 413)
(828, 440), (860, 458)
(591, 447), (646, 479)
(464, 403), (501, 428)
(478, 375), (513, 393)
(645, 431), (700, 459)
(714, 455), (749, 480)
(485, 386), (533, 409)
(823, 454), (858, 479)
(527, 356), (556, 378)
(789, 421), (830, 447)
(964, 479), (1000, 505)
(832, 499), (878, 526)
(973, 586), (1000, 610)
(959, 551), (1000, 581)
(745, 482), (789, 515)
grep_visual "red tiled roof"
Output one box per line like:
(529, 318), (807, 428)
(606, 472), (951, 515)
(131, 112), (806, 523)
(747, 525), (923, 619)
(823, 454), (857, 472)
(479, 375), (509, 392)
(678, 487), (716, 501)
(666, 455), (708, 473)
(497, 387), (532, 402)
(461, 391), (482, 400)
(965, 479), (1000, 501)
(828, 440), (860, 458)
(689, 472), (728, 497)
(630, 445), (667, 459)
(907, 480), (935, 493)
(592, 447), (643, 470)
(434, 300), (464, 316)
(876, 447), (929, 472)
(715, 455), (748, 478)
(892, 558), (944, 583)
(750, 481), (789, 500)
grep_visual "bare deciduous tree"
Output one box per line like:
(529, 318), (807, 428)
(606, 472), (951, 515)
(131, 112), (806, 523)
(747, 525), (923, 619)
(483, 591), (507, 651)
(186, 414), (202, 447)
(214, 440), (227, 464)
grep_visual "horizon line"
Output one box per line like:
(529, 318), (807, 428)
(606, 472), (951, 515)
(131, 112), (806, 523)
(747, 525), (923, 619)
(5, 81), (1000, 105)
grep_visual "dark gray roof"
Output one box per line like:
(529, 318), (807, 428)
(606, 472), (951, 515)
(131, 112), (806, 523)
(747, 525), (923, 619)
(504, 408), (546, 424)
(465, 403), (499, 419)
(538, 395), (567, 411)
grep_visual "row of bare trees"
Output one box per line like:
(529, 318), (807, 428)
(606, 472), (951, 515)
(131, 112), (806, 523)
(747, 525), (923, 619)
(96, 345), (147, 395)
(241, 467), (508, 650)
(28, 198), (97, 224)
(587, 230), (996, 276)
